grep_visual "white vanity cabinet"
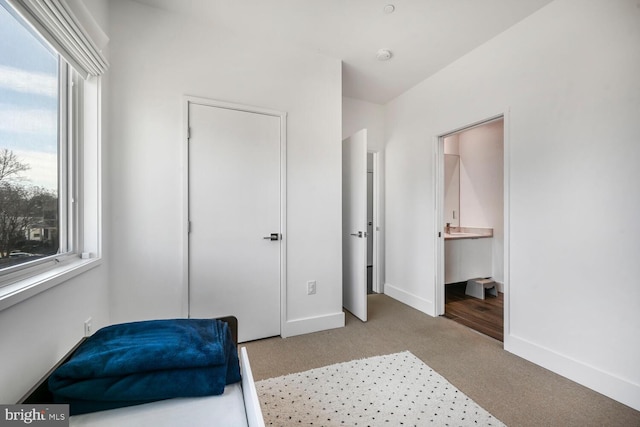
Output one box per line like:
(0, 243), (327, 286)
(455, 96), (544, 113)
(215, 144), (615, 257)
(444, 237), (492, 284)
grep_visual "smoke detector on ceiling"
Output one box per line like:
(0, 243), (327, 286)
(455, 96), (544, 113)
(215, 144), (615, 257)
(383, 4), (395, 14)
(376, 49), (393, 61)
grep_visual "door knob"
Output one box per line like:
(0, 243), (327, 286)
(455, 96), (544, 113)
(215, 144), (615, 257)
(263, 233), (280, 241)
(350, 231), (364, 238)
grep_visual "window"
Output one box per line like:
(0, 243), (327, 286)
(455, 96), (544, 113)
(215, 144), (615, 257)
(0, 3), (71, 276)
(0, 0), (105, 308)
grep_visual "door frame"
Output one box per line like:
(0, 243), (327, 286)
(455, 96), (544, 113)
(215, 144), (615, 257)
(368, 150), (382, 294)
(433, 111), (510, 341)
(182, 96), (287, 334)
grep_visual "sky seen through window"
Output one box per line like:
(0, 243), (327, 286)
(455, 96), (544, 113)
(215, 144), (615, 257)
(0, 3), (58, 192)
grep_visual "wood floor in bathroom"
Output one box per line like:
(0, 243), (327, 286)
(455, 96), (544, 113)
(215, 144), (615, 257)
(444, 282), (504, 341)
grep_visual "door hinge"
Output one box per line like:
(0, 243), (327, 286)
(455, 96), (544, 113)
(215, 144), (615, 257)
(188, 221), (192, 233)
(187, 128), (191, 140)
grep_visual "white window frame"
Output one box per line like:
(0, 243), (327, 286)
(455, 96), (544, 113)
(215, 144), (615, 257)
(0, 2), (102, 310)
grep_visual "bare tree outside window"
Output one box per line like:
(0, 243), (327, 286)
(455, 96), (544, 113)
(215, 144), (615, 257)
(0, 148), (29, 183)
(0, 149), (58, 266)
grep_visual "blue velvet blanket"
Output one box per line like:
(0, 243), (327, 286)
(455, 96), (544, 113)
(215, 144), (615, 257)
(48, 319), (241, 415)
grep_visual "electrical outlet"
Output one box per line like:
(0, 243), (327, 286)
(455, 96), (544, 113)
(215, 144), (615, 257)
(307, 280), (317, 295)
(84, 317), (93, 336)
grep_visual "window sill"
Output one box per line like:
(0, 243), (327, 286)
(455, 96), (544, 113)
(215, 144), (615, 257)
(0, 257), (102, 311)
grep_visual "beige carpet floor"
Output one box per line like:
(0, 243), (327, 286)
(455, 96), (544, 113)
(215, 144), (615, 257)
(242, 294), (640, 427)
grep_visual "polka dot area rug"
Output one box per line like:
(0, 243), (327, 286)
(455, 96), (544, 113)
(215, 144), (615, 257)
(256, 351), (506, 427)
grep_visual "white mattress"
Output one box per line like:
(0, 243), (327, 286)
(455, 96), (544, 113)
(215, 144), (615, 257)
(70, 383), (247, 427)
(69, 347), (263, 427)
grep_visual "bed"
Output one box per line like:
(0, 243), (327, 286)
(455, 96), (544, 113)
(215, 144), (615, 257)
(18, 317), (265, 427)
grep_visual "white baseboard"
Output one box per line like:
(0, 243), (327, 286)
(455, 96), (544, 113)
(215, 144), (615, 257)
(505, 334), (640, 411)
(384, 283), (435, 316)
(281, 311), (345, 338)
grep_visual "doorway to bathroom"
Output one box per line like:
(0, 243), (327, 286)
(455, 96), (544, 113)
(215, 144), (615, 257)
(435, 116), (506, 342)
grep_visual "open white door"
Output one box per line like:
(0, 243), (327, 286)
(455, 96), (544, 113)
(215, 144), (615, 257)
(342, 129), (367, 321)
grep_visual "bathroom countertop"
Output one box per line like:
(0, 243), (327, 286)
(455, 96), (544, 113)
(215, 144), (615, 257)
(444, 226), (493, 240)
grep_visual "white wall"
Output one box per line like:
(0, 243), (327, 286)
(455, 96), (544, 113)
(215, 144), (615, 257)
(107, 0), (344, 336)
(342, 97), (385, 151)
(0, 267), (109, 403)
(458, 121), (504, 284)
(384, 0), (640, 410)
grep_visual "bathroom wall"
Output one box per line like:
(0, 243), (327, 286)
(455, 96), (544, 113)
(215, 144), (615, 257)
(444, 134), (459, 155)
(444, 135), (461, 226)
(458, 120), (504, 285)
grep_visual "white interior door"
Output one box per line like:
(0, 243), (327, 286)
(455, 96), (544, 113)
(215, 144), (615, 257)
(342, 129), (367, 321)
(188, 101), (282, 342)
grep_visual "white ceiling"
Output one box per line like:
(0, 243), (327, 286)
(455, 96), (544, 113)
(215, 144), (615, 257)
(131, 0), (554, 104)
